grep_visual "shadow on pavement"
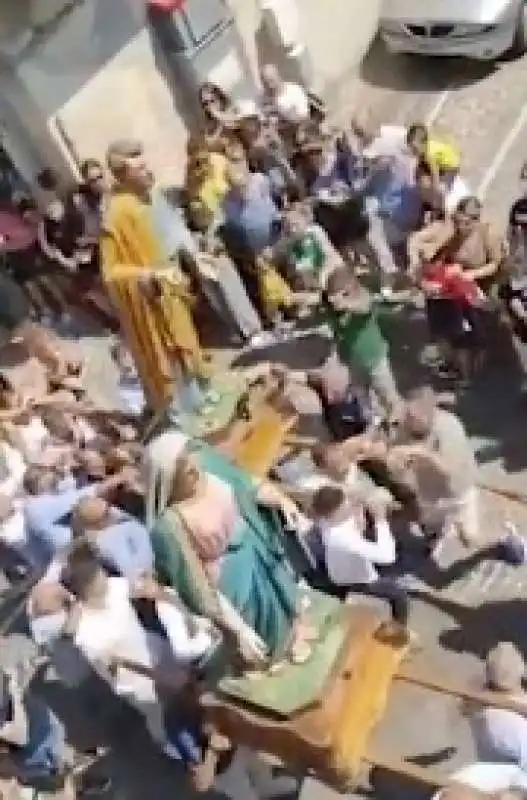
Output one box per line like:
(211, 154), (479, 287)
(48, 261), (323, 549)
(360, 36), (495, 93)
(414, 592), (527, 662)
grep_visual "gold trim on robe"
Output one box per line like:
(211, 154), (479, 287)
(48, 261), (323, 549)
(100, 189), (208, 412)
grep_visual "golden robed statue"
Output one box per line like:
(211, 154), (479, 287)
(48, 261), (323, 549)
(100, 139), (210, 416)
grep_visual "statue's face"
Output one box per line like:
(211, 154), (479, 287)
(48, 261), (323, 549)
(125, 151), (153, 191)
(172, 452), (200, 500)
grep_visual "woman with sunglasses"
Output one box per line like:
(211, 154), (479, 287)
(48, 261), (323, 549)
(197, 83), (240, 151)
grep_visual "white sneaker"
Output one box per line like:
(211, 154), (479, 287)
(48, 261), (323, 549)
(162, 741), (182, 761)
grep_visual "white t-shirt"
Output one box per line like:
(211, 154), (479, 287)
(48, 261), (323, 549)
(155, 592), (214, 665)
(0, 442), (25, 498)
(0, 500), (28, 557)
(319, 512), (396, 586)
(13, 416), (50, 463)
(74, 577), (158, 702)
(470, 706), (527, 770)
(274, 82), (310, 123)
(74, 579), (213, 696)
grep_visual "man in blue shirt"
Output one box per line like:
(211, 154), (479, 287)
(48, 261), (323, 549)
(223, 166), (281, 254)
(70, 495), (153, 579)
(24, 465), (152, 577)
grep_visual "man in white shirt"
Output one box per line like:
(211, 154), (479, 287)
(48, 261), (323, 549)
(260, 63), (310, 125)
(311, 484), (409, 628)
(467, 642), (527, 771)
(29, 544), (215, 760)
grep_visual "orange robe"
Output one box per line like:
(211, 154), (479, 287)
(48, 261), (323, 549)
(100, 188), (208, 412)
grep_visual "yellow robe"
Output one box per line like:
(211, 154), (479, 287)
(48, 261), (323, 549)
(100, 188), (207, 412)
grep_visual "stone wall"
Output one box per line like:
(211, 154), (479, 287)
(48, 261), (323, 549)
(0, 0), (380, 188)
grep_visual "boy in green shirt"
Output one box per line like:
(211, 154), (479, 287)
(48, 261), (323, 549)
(321, 268), (399, 414)
(282, 202), (342, 290)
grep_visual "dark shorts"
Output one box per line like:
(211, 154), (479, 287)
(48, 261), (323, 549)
(7, 247), (39, 286)
(0, 272), (31, 331)
(426, 297), (483, 349)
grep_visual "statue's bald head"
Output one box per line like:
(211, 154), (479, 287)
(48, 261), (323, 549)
(106, 139), (153, 191)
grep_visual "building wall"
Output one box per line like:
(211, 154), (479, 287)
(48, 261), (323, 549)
(231, 0), (381, 101)
(13, 0), (190, 186)
(0, 0), (380, 189)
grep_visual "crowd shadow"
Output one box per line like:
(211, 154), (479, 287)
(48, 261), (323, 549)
(413, 591), (527, 662)
(381, 302), (527, 474)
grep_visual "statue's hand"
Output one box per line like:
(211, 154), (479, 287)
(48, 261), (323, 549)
(137, 273), (162, 300)
(235, 625), (268, 668)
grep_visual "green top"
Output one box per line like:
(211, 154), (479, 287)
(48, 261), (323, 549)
(320, 301), (387, 372)
(288, 231), (325, 274)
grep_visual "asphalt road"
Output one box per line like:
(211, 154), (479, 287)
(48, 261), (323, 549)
(5, 40), (527, 800)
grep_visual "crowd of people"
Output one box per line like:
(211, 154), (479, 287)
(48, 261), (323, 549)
(0, 62), (525, 800)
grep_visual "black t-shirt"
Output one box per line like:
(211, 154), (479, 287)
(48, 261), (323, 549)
(42, 216), (77, 258)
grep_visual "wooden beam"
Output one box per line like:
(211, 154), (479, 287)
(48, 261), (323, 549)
(396, 660), (527, 717)
(364, 751), (491, 798)
(478, 482), (527, 507)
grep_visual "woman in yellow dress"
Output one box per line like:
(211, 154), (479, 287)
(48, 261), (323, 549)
(100, 139), (209, 416)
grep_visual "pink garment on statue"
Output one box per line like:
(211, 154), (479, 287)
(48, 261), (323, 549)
(181, 475), (238, 583)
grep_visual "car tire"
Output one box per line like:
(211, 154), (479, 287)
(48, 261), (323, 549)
(510, 2), (527, 57)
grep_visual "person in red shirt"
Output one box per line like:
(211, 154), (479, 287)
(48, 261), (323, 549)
(422, 260), (483, 307)
(421, 260), (485, 384)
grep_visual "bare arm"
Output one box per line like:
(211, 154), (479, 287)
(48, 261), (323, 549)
(464, 225), (506, 282)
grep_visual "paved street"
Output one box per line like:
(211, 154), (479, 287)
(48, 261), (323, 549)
(4, 39), (527, 800)
(327, 40), (527, 800)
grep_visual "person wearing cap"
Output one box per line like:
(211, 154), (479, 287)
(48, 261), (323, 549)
(385, 386), (478, 548)
(466, 643), (527, 774)
(100, 139), (209, 418)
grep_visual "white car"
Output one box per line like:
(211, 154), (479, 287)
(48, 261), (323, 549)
(380, 0), (527, 60)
